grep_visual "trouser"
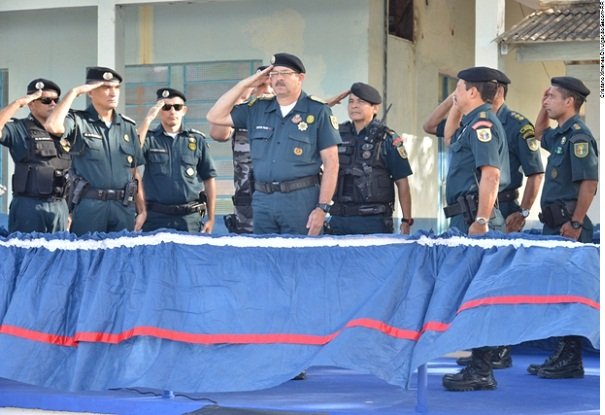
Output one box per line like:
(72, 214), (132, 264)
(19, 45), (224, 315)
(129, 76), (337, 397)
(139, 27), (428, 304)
(327, 215), (394, 235)
(8, 195), (69, 233)
(70, 199), (136, 236)
(542, 217), (594, 243)
(449, 207), (505, 234)
(143, 211), (202, 233)
(252, 185), (319, 235)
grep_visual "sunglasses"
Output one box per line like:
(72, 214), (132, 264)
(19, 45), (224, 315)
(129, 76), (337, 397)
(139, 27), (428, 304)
(268, 71), (298, 78)
(162, 104), (184, 111)
(36, 97), (60, 105)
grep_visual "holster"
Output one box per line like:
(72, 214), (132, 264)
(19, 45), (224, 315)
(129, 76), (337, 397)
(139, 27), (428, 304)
(122, 179), (138, 206)
(539, 202), (575, 228)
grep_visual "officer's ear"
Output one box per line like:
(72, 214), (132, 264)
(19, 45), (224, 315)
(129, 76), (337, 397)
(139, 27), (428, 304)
(182, 105), (188, 116)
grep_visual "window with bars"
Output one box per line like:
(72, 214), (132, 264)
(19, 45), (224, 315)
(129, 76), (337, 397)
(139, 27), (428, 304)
(124, 60), (262, 215)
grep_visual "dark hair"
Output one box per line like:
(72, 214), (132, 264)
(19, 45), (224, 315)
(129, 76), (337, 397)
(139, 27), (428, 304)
(498, 83), (508, 99)
(557, 87), (585, 112)
(464, 81), (498, 103)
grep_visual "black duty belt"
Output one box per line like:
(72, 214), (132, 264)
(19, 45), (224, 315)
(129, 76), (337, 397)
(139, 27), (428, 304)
(330, 203), (393, 217)
(255, 175), (319, 194)
(443, 194), (478, 219)
(147, 201), (206, 216)
(83, 188), (126, 201)
(498, 189), (519, 203)
(539, 201), (577, 228)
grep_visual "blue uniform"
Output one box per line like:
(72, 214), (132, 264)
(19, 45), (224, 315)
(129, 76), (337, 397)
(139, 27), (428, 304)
(142, 125), (216, 233)
(496, 105), (544, 218)
(446, 103), (510, 233)
(540, 115), (598, 242)
(231, 91), (342, 234)
(1, 115), (70, 233)
(61, 105), (144, 235)
(329, 120), (413, 234)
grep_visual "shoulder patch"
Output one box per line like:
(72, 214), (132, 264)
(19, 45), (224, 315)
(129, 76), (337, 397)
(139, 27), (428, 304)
(308, 95), (326, 104)
(472, 120), (493, 130)
(330, 115), (339, 130)
(573, 142), (589, 158)
(121, 114), (136, 125)
(475, 128), (492, 143)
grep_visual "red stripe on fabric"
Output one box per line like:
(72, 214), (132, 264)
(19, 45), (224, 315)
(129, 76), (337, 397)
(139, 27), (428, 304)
(458, 295), (600, 313)
(0, 324), (76, 347)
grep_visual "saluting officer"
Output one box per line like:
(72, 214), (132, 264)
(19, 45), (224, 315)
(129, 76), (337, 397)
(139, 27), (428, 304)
(138, 88), (217, 233)
(45, 67), (146, 235)
(441, 66), (510, 392)
(207, 53), (341, 236)
(0, 78), (70, 233)
(527, 76), (598, 379)
(327, 82), (413, 235)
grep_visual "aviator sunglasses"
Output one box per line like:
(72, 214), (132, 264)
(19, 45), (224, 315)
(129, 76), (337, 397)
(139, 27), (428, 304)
(36, 97), (60, 105)
(162, 104), (184, 111)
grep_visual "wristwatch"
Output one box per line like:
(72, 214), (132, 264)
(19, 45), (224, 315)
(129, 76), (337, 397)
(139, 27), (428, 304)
(570, 220), (583, 230)
(520, 209), (530, 218)
(401, 218), (414, 226)
(475, 216), (488, 226)
(316, 203), (331, 213)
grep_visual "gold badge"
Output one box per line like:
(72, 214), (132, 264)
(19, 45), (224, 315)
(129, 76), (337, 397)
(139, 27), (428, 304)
(306, 115), (315, 124)
(60, 138), (71, 152)
(551, 168), (558, 179)
(397, 143), (408, 159)
(574, 142), (589, 158)
(294, 147), (303, 156)
(123, 134), (129, 142)
(526, 137), (539, 152)
(186, 167), (195, 177)
(476, 128), (492, 142)
(298, 122), (308, 132)
(291, 114), (302, 124)
(330, 115), (339, 130)
(127, 155), (133, 165)
(188, 142), (197, 151)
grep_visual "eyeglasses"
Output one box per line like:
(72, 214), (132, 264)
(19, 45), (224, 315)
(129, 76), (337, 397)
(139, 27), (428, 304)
(268, 71), (298, 78)
(36, 97), (60, 105)
(162, 104), (184, 111)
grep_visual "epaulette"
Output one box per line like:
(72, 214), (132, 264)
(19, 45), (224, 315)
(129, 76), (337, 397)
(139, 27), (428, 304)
(257, 94), (274, 100)
(510, 111), (526, 121)
(189, 128), (206, 137)
(121, 114), (136, 125)
(572, 123), (582, 131)
(8, 117), (17, 123)
(472, 120), (493, 130)
(478, 111), (489, 119)
(308, 95), (326, 104)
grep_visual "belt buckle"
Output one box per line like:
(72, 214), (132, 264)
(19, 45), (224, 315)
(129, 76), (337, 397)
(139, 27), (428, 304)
(107, 189), (116, 200)
(271, 181), (280, 193)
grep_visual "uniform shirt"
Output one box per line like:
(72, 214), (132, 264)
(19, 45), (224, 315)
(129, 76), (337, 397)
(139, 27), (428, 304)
(61, 105), (144, 189)
(446, 103), (510, 205)
(540, 115), (598, 207)
(497, 105), (544, 191)
(143, 125), (216, 205)
(230, 91), (342, 183)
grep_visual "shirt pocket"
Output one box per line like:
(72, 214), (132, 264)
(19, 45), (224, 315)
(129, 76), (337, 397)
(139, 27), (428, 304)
(285, 132), (313, 163)
(147, 149), (170, 176)
(249, 128), (272, 162)
(82, 133), (104, 161)
(119, 140), (137, 168)
(181, 151), (199, 183)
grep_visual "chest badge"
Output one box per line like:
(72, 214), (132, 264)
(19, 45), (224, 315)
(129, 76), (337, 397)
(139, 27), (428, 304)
(306, 115), (315, 124)
(555, 147), (563, 155)
(186, 167), (195, 177)
(560, 136), (567, 145)
(123, 134), (130, 142)
(127, 155), (134, 165)
(551, 168), (558, 179)
(298, 122), (308, 132)
(188, 136), (197, 151)
(291, 114), (302, 124)
(294, 147), (303, 156)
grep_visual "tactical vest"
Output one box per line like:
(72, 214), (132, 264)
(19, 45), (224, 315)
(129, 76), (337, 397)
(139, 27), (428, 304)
(334, 120), (394, 207)
(12, 118), (70, 198)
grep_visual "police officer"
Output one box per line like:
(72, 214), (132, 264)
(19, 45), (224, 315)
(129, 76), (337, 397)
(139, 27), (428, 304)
(441, 66), (510, 392)
(526, 76), (598, 379)
(207, 52), (341, 236)
(0, 78), (70, 233)
(45, 67), (146, 235)
(138, 88), (217, 233)
(209, 66), (273, 234)
(327, 82), (412, 235)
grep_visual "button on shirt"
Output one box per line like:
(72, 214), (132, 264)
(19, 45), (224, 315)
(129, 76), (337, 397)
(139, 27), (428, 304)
(540, 115), (598, 206)
(142, 125), (217, 205)
(446, 103), (510, 204)
(62, 106), (144, 189)
(230, 91), (342, 183)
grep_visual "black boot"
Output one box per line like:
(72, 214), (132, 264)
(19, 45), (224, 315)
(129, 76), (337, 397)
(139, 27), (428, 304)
(527, 339), (565, 375)
(537, 336), (584, 379)
(456, 346), (512, 369)
(443, 347), (497, 391)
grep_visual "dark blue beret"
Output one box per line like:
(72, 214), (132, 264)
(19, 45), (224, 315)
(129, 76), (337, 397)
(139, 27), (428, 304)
(256, 65), (269, 72)
(270, 53), (305, 74)
(86, 66), (123, 83)
(350, 82), (382, 105)
(551, 76), (590, 98)
(156, 87), (187, 102)
(27, 78), (61, 96)
(457, 66), (500, 83)
(493, 69), (511, 85)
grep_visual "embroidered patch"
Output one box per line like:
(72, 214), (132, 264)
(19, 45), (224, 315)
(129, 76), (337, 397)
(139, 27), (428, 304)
(573, 142), (589, 158)
(330, 115), (339, 130)
(520, 124), (535, 140)
(472, 120), (493, 130)
(526, 137), (540, 152)
(476, 128), (492, 142)
(294, 147), (303, 156)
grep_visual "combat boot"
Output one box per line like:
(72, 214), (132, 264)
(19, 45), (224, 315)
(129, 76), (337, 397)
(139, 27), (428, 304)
(537, 336), (584, 379)
(443, 347), (497, 391)
(456, 346), (512, 369)
(527, 338), (566, 375)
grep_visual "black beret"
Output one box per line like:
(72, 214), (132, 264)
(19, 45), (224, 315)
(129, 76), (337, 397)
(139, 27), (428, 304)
(493, 69), (511, 85)
(551, 76), (590, 98)
(156, 87), (187, 102)
(86, 66), (123, 83)
(350, 82), (382, 105)
(27, 78), (61, 96)
(270, 53), (305, 74)
(256, 65), (269, 73)
(457, 66), (500, 83)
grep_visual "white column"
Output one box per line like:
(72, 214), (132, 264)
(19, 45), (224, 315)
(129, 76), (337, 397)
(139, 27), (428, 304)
(97, 0), (125, 110)
(475, 0), (505, 68)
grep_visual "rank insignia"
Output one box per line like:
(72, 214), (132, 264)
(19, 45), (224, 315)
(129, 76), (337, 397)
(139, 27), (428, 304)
(294, 147), (303, 156)
(520, 124), (535, 140)
(551, 168), (558, 179)
(123, 134), (130, 142)
(476, 128), (492, 142)
(574, 142), (589, 158)
(306, 115), (315, 124)
(560, 136), (567, 145)
(526, 137), (539, 152)
(298, 122), (308, 132)
(330, 115), (339, 130)
(127, 155), (133, 165)
(186, 167), (195, 177)
(291, 114), (302, 124)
